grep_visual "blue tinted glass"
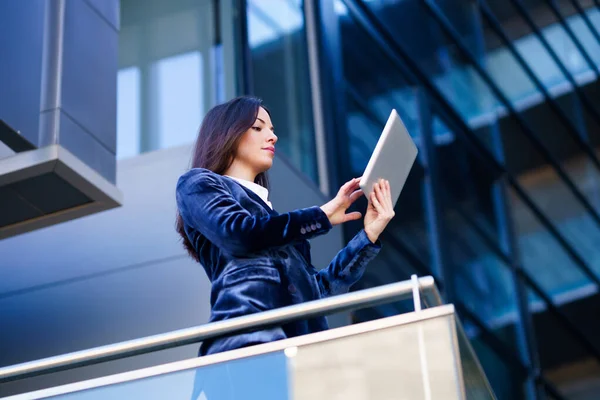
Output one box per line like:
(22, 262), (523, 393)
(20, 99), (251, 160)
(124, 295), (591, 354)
(52, 351), (289, 400)
(468, 327), (527, 400)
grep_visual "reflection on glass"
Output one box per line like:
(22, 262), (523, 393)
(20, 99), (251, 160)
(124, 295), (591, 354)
(117, 67), (141, 159)
(514, 160), (600, 279)
(247, 1), (303, 48)
(467, 328), (525, 400)
(246, 0), (318, 184)
(455, 319), (498, 399)
(155, 51), (203, 149)
(526, 284), (600, 396)
(356, 1), (600, 129)
(508, 185), (593, 303)
(478, 7), (600, 119)
(118, 0), (218, 157)
(50, 351), (289, 400)
(434, 130), (523, 355)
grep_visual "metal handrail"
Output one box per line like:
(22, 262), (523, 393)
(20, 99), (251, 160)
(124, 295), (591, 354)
(0, 276), (441, 384)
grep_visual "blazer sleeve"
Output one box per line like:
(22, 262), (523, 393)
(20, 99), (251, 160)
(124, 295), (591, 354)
(315, 229), (382, 297)
(176, 168), (333, 255)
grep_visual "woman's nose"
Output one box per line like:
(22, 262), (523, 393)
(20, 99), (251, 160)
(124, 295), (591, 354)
(269, 132), (278, 144)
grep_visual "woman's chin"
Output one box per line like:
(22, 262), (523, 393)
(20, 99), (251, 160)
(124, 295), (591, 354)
(259, 159), (274, 171)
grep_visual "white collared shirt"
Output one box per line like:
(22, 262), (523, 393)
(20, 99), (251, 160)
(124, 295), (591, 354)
(226, 176), (273, 209)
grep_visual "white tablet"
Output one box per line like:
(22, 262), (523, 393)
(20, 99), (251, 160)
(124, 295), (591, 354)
(359, 109), (418, 209)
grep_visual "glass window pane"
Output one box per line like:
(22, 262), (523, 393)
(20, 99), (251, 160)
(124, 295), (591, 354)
(119, 0), (217, 155)
(47, 351), (290, 399)
(246, 0), (318, 184)
(526, 285), (600, 399)
(468, 328), (528, 400)
(155, 51), (203, 149)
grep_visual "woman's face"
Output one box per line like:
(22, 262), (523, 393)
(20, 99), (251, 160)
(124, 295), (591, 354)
(235, 107), (278, 175)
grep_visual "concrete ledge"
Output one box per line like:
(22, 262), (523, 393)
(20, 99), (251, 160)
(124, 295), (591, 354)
(0, 145), (122, 239)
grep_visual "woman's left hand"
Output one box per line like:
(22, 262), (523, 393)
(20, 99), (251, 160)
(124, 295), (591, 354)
(364, 179), (395, 243)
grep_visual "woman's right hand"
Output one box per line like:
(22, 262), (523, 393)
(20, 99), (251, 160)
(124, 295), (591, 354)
(320, 177), (364, 226)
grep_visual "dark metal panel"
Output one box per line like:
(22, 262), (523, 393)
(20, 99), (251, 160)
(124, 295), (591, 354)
(83, 0), (120, 31)
(0, 0), (45, 145)
(0, 121), (36, 153)
(236, 0), (253, 95)
(57, 111), (117, 183)
(60, 0), (118, 155)
(0, 186), (43, 227)
(10, 173), (92, 215)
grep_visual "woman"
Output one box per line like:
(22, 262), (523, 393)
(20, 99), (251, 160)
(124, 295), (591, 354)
(176, 96), (395, 357)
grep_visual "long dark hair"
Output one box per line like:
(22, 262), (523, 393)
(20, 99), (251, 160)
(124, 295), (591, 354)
(176, 96), (270, 261)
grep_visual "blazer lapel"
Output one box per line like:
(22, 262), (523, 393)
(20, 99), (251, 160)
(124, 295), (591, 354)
(236, 184), (278, 216)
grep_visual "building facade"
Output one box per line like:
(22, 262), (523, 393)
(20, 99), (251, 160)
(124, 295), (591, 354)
(1, 1), (600, 399)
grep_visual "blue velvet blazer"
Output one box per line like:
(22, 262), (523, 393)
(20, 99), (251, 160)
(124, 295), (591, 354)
(176, 168), (381, 356)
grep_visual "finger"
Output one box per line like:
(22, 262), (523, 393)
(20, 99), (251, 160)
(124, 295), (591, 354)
(377, 183), (391, 211)
(340, 177), (358, 191)
(384, 180), (393, 208)
(374, 181), (382, 199)
(370, 192), (383, 213)
(377, 180), (390, 207)
(344, 211), (362, 222)
(341, 177), (361, 195)
(349, 189), (364, 203)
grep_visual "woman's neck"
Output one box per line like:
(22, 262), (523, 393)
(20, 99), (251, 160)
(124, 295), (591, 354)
(223, 163), (257, 183)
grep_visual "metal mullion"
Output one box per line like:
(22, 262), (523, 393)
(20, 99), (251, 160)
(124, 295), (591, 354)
(453, 196), (600, 363)
(454, 302), (529, 376)
(416, 88), (455, 302)
(342, 0), (600, 297)
(543, 0), (600, 76)
(237, 0), (253, 95)
(449, 197), (600, 364)
(370, 270), (533, 394)
(378, 225), (574, 400)
(479, 0), (600, 169)
(518, 269), (600, 362)
(509, 0), (600, 139)
(305, 0), (331, 195)
(305, 0), (350, 195)
(343, 31), (406, 116)
(383, 231), (433, 279)
(383, 225), (572, 400)
(345, 84), (386, 129)
(570, 0), (600, 47)
(538, 375), (567, 400)
(423, 0), (600, 234)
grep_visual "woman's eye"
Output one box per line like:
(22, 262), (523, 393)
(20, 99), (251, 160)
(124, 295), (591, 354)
(252, 126), (261, 131)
